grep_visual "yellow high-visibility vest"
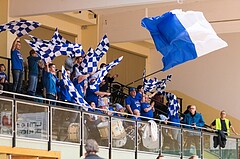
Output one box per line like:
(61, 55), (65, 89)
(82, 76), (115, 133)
(216, 118), (230, 134)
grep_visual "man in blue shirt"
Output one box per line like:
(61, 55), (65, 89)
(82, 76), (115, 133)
(86, 76), (111, 107)
(125, 88), (141, 115)
(11, 37), (24, 93)
(27, 49), (41, 96)
(45, 63), (59, 105)
(140, 95), (155, 119)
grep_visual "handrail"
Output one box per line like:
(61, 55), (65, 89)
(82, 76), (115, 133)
(0, 90), (240, 159)
(0, 90), (238, 137)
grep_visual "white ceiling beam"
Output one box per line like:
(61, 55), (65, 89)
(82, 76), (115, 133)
(9, 0), (176, 17)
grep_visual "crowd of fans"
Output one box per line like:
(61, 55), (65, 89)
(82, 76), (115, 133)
(0, 37), (238, 134)
(0, 37), (238, 158)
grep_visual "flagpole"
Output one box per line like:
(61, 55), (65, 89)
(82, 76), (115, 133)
(125, 68), (163, 87)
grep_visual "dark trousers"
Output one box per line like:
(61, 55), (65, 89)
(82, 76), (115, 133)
(12, 69), (23, 93)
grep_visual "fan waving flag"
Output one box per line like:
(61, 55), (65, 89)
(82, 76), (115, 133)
(160, 91), (180, 119)
(62, 66), (89, 110)
(25, 39), (84, 63)
(144, 78), (158, 93)
(141, 9), (228, 71)
(90, 56), (123, 90)
(79, 48), (99, 73)
(0, 20), (40, 37)
(51, 28), (71, 45)
(95, 34), (110, 58)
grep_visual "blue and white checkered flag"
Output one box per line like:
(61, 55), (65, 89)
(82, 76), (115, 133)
(90, 56), (123, 90)
(156, 74), (172, 92)
(144, 77), (159, 93)
(79, 48), (99, 73)
(95, 34), (110, 58)
(25, 40), (84, 63)
(160, 91), (180, 118)
(62, 66), (89, 110)
(0, 20), (40, 37)
(51, 28), (71, 45)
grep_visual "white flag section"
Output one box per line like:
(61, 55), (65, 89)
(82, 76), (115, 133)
(90, 56), (123, 90)
(142, 9), (228, 71)
(171, 9), (228, 57)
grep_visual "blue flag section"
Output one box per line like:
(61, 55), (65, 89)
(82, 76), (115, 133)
(142, 9), (228, 71)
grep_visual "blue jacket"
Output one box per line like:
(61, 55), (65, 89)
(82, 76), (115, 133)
(183, 112), (205, 129)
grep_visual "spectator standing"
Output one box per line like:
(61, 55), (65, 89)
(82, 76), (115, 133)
(210, 110), (238, 135)
(183, 105), (204, 157)
(64, 57), (74, 73)
(11, 37), (24, 93)
(99, 63), (118, 92)
(85, 76), (111, 107)
(27, 49), (41, 96)
(45, 63), (59, 104)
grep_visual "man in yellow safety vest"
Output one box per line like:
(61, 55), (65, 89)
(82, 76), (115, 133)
(210, 110), (238, 135)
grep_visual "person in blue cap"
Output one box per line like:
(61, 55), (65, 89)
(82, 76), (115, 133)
(125, 87), (141, 115)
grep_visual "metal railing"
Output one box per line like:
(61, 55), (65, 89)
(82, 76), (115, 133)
(0, 90), (239, 159)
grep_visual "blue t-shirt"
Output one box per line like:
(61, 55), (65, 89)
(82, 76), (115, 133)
(86, 85), (99, 106)
(0, 72), (8, 83)
(11, 49), (23, 70)
(73, 79), (85, 98)
(125, 95), (141, 112)
(45, 72), (58, 95)
(59, 79), (72, 102)
(141, 102), (154, 118)
(136, 92), (143, 101)
(28, 55), (41, 76)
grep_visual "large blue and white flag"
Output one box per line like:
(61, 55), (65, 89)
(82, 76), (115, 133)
(62, 66), (89, 110)
(0, 20), (40, 37)
(142, 9), (228, 71)
(90, 56), (123, 90)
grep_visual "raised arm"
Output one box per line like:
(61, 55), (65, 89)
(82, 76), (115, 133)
(11, 37), (20, 51)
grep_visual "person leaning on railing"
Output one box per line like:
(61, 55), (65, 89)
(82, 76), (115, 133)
(182, 105), (205, 157)
(210, 110), (238, 136)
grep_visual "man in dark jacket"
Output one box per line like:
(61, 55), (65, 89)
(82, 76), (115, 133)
(183, 105), (205, 157)
(84, 139), (104, 159)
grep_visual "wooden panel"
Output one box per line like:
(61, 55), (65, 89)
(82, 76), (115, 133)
(107, 46), (146, 87)
(12, 156), (38, 159)
(0, 154), (8, 159)
(0, 146), (60, 159)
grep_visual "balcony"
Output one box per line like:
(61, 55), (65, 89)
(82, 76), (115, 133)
(0, 91), (239, 159)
